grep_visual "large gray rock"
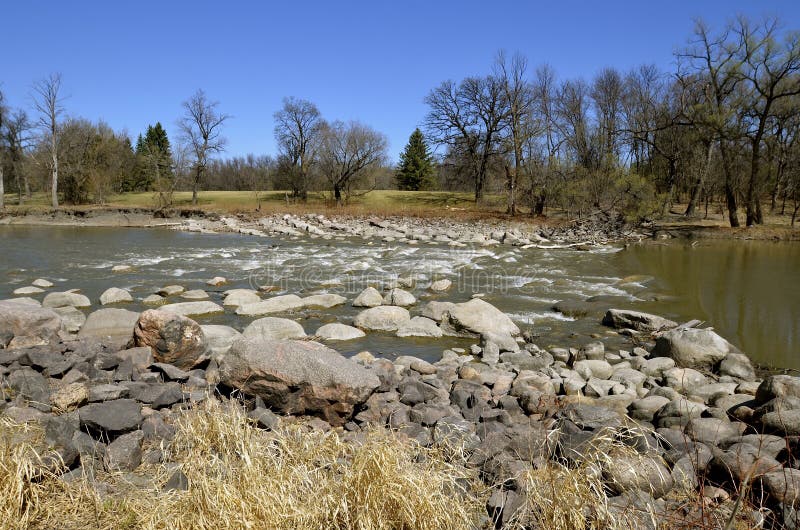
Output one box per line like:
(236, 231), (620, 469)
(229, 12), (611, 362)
(78, 399), (142, 433)
(602, 309), (677, 332)
(222, 289), (261, 308)
(419, 301), (457, 322)
(132, 309), (206, 370)
(201, 325), (242, 360)
(756, 375), (800, 405)
(314, 323), (366, 341)
(99, 287), (133, 305)
(235, 294), (304, 316)
(652, 328), (736, 370)
(383, 288), (416, 307)
(352, 287), (383, 308)
(78, 308), (140, 342)
(103, 430), (144, 471)
(0, 300), (62, 348)
(442, 298), (520, 338)
(353, 306), (411, 332)
(160, 301), (224, 317)
(301, 294), (347, 309)
(219, 338), (380, 425)
(242, 317), (306, 340)
(396, 316), (443, 338)
(42, 291), (91, 309)
(53, 306), (86, 334)
(603, 453), (673, 498)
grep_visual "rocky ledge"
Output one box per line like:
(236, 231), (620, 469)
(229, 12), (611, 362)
(1, 296), (798, 528)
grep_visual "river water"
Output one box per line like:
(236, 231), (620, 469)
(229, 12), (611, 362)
(0, 225), (797, 369)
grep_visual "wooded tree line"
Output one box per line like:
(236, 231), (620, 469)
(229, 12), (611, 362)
(1, 16), (798, 224)
(425, 17), (800, 225)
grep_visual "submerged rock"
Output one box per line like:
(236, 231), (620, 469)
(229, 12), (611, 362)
(352, 287), (383, 308)
(99, 287), (133, 305)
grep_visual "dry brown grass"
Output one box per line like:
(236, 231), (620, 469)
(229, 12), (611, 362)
(0, 399), (488, 530)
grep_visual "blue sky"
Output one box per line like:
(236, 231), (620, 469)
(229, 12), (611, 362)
(1, 1), (799, 163)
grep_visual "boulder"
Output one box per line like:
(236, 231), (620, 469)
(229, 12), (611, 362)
(50, 383), (89, 412)
(160, 301), (224, 317)
(219, 338), (380, 425)
(181, 289), (210, 300)
(78, 308), (140, 342)
(315, 323), (366, 341)
(419, 301), (457, 322)
(652, 328), (736, 370)
(442, 298), (520, 338)
(353, 306), (411, 332)
(42, 291), (91, 309)
(602, 309), (677, 332)
(429, 279), (452, 292)
(756, 375), (800, 405)
(78, 399), (142, 433)
(396, 316), (443, 338)
(157, 285), (185, 296)
(206, 276), (227, 286)
(352, 287), (384, 308)
(131, 309), (206, 370)
(383, 288), (416, 307)
(13, 286), (44, 295)
(99, 287), (133, 305)
(32, 279), (54, 288)
(53, 306), (86, 334)
(603, 452), (673, 498)
(201, 325), (241, 360)
(104, 430), (144, 471)
(301, 294), (347, 309)
(0, 300), (62, 348)
(235, 294), (304, 316)
(242, 317), (306, 340)
(222, 289), (260, 307)
(142, 294), (165, 305)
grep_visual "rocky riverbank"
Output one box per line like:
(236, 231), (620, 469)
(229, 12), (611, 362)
(0, 207), (646, 246)
(1, 275), (799, 528)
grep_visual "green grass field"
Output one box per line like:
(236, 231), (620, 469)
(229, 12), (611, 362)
(1, 189), (510, 218)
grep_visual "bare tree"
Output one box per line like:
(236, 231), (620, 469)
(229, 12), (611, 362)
(495, 51), (536, 215)
(178, 89), (230, 205)
(678, 20), (749, 227)
(736, 17), (800, 225)
(273, 97), (323, 201)
(32, 73), (65, 208)
(319, 120), (388, 204)
(425, 76), (507, 201)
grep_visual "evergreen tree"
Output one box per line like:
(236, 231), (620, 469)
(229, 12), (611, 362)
(131, 122), (173, 191)
(396, 128), (435, 190)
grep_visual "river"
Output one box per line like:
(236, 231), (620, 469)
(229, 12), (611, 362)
(1, 225), (797, 369)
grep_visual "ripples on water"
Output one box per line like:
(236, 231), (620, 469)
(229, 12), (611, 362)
(1, 226), (796, 368)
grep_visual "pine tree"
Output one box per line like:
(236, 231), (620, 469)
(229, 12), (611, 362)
(132, 122), (173, 191)
(396, 128), (435, 191)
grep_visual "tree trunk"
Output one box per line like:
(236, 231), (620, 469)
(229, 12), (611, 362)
(192, 166), (201, 205)
(23, 173), (31, 199)
(534, 191), (546, 216)
(720, 143), (739, 227)
(334, 184), (342, 204)
(505, 164), (516, 215)
(686, 141), (713, 216)
(0, 165), (4, 210)
(662, 158), (676, 217)
(51, 145), (58, 208)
